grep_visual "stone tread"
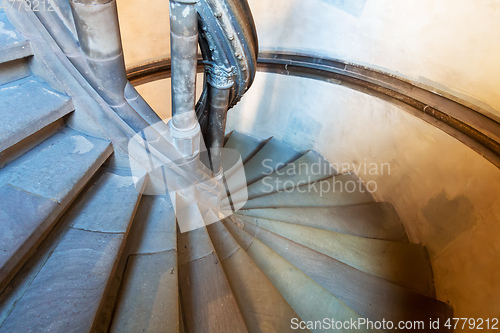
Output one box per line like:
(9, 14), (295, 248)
(126, 195), (177, 255)
(0, 229), (123, 333)
(207, 221), (305, 332)
(0, 128), (112, 291)
(237, 136), (302, 186)
(110, 195), (179, 332)
(4, 127), (112, 202)
(236, 214), (434, 297)
(0, 184), (58, 288)
(70, 171), (146, 233)
(235, 203), (408, 242)
(0, 12), (33, 64)
(235, 217), (452, 332)
(241, 173), (374, 209)
(0, 171), (145, 332)
(110, 251), (179, 333)
(222, 218), (375, 333)
(178, 226), (247, 333)
(0, 75), (73, 153)
(223, 131), (266, 165)
(230, 150), (337, 204)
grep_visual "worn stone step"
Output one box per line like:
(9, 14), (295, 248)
(111, 251), (178, 333)
(0, 128), (112, 292)
(234, 217), (452, 332)
(0, 12), (32, 64)
(111, 195), (179, 333)
(0, 171), (146, 332)
(222, 218), (375, 333)
(235, 214), (434, 297)
(178, 226), (247, 333)
(0, 76), (73, 154)
(207, 220), (305, 332)
(230, 150), (337, 204)
(240, 173), (374, 209)
(223, 130), (267, 165)
(223, 136), (303, 210)
(238, 137), (302, 186)
(235, 203), (408, 242)
(221, 131), (267, 189)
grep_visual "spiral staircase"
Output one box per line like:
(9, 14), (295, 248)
(2, 0), (499, 332)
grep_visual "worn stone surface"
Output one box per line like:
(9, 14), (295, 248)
(0, 12), (32, 64)
(178, 252), (248, 333)
(207, 221), (304, 332)
(206, 221), (240, 261)
(0, 76), (72, 153)
(238, 214), (434, 297)
(241, 173), (374, 209)
(0, 184), (58, 286)
(236, 203), (408, 242)
(224, 131), (265, 164)
(70, 172), (145, 233)
(222, 219), (367, 332)
(110, 251), (178, 333)
(231, 150), (338, 204)
(0, 228), (123, 333)
(237, 137), (302, 186)
(177, 226), (214, 265)
(240, 220), (451, 329)
(8, 127), (112, 202)
(127, 195), (177, 255)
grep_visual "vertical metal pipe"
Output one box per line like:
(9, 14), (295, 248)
(69, 0), (127, 107)
(206, 66), (234, 175)
(169, 0), (199, 131)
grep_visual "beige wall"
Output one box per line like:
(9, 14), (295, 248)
(117, 0), (170, 68)
(226, 72), (500, 319)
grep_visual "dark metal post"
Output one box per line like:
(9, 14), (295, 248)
(206, 66), (234, 175)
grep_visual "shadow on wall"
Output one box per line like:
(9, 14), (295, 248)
(319, 0), (367, 17)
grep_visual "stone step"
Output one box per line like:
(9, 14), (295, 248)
(223, 136), (303, 209)
(234, 217), (452, 332)
(241, 173), (374, 209)
(0, 11), (32, 65)
(178, 226), (247, 332)
(110, 195), (179, 333)
(221, 131), (267, 186)
(0, 76), (73, 154)
(222, 218), (375, 333)
(207, 220), (305, 332)
(235, 203), (408, 242)
(235, 214), (434, 297)
(0, 171), (146, 332)
(223, 130), (267, 165)
(230, 150), (337, 204)
(0, 128), (112, 292)
(238, 137), (302, 186)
